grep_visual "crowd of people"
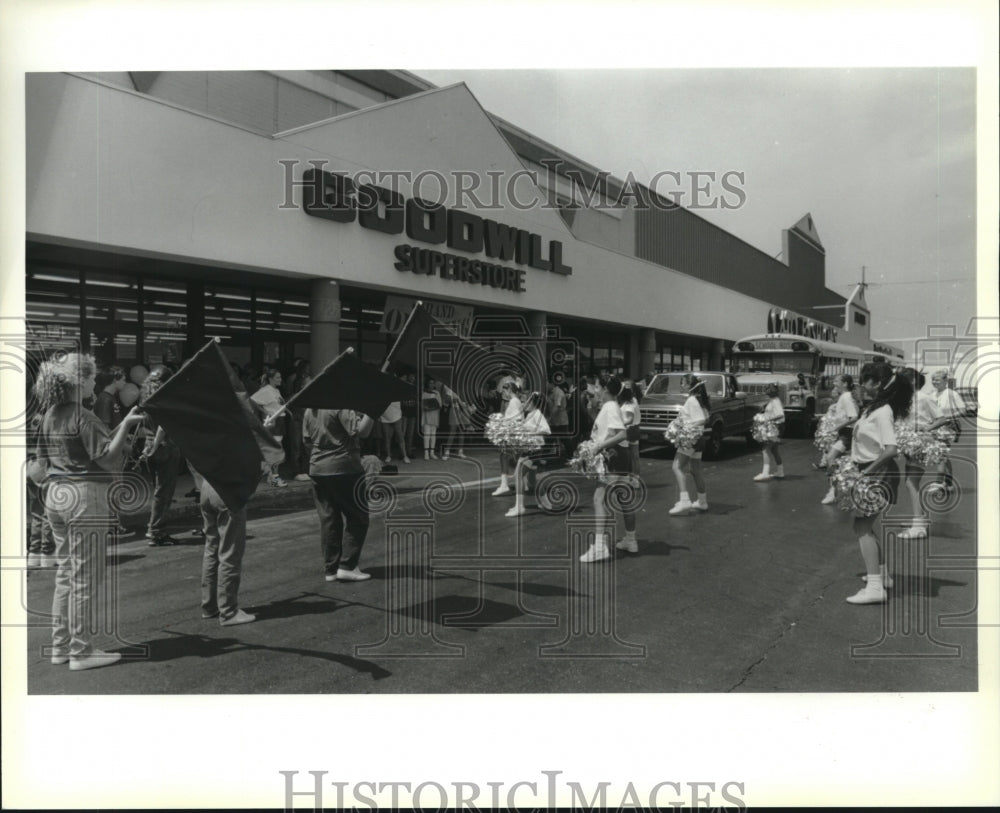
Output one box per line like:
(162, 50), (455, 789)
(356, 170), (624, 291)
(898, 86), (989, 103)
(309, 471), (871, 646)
(25, 347), (971, 670)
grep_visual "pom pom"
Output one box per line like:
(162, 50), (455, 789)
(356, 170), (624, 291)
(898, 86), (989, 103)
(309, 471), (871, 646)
(751, 413), (780, 443)
(568, 439), (608, 479)
(830, 458), (890, 516)
(893, 419), (923, 459)
(484, 413), (545, 455)
(662, 418), (703, 450)
(813, 412), (839, 453)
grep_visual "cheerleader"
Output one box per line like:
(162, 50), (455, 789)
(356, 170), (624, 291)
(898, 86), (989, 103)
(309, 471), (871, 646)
(420, 377), (442, 460)
(579, 376), (633, 562)
(845, 362), (912, 604)
(505, 391), (552, 517)
(897, 368), (951, 538)
(669, 374), (710, 515)
(753, 384), (785, 481)
(819, 374), (860, 504)
(491, 376), (524, 496)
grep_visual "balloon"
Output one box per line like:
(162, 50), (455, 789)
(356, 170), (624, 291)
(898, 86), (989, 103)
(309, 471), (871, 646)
(120, 383), (140, 408)
(129, 365), (149, 386)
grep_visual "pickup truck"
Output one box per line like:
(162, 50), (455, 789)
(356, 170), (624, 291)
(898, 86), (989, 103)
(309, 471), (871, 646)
(638, 372), (768, 458)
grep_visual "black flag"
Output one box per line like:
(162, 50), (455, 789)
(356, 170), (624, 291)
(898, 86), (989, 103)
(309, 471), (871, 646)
(142, 340), (283, 512)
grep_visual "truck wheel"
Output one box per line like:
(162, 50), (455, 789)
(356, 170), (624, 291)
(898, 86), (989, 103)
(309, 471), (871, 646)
(704, 423), (724, 459)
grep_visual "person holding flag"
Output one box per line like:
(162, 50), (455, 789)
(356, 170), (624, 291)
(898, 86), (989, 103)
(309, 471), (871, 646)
(303, 408), (376, 582)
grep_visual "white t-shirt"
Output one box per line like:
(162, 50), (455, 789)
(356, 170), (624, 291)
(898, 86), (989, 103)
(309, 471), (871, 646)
(763, 397), (785, 422)
(591, 399), (627, 448)
(522, 409), (551, 436)
(679, 395), (709, 427)
(906, 391), (942, 430)
(251, 384), (283, 416)
(829, 390), (859, 425)
(379, 401), (402, 423)
(503, 395), (523, 419)
(851, 404), (897, 463)
(935, 387), (967, 418)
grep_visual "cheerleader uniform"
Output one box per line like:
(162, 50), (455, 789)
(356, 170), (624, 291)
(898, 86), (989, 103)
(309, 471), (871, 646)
(849, 403), (900, 514)
(676, 395), (709, 458)
(828, 390), (859, 455)
(753, 397), (785, 481)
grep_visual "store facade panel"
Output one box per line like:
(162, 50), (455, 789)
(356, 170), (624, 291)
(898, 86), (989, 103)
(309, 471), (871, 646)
(28, 71), (886, 384)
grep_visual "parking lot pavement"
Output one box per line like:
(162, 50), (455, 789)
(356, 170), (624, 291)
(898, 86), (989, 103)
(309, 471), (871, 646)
(24, 434), (979, 694)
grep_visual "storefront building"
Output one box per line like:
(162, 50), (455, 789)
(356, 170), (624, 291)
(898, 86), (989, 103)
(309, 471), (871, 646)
(25, 70), (899, 385)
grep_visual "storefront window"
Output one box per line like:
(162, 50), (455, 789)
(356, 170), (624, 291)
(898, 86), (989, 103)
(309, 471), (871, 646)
(26, 267), (82, 348)
(140, 278), (187, 368)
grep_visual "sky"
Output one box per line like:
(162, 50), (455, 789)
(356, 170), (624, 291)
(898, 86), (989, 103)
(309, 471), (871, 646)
(418, 67), (978, 346)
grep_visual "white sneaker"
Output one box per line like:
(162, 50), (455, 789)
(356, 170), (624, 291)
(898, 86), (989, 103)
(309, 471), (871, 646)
(219, 609), (256, 626)
(615, 536), (639, 553)
(692, 498), (709, 512)
(336, 567), (372, 582)
(821, 489), (837, 505)
(862, 572), (895, 589)
(579, 542), (611, 563)
(455, 450), (467, 459)
(491, 485), (511, 496)
(773, 467), (785, 479)
(403, 456), (411, 464)
(505, 505), (526, 517)
(753, 472), (772, 482)
(537, 494), (555, 512)
(69, 649), (122, 671)
(430, 451), (439, 460)
(846, 585), (887, 604)
(384, 457), (392, 464)
(669, 500), (693, 516)
(897, 526), (926, 540)
(442, 453), (449, 460)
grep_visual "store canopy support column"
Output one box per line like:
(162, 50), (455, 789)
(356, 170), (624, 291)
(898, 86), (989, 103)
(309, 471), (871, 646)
(639, 328), (657, 379)
(310, 278), (341, 374)
(710, 339), (726, 371)
(525, 311), (548, 392)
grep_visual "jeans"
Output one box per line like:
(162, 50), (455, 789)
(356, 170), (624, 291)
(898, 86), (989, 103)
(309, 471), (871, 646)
(200, 481), (247, 620)
(311, 473), (369, 573)
(381, 419), (406, 459)
(27, 477), (54, 555)
(46, 477), (112, 657)
(147, 445), (180, 538)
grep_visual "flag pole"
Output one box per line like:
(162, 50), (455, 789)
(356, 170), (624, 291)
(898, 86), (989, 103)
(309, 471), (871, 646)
(272, 346), (355, 422)
(381, 300), (423, 372)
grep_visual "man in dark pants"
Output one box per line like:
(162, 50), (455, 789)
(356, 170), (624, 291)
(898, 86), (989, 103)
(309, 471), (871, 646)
(303, 408), (375, 582)
(198, 477), (254, 626)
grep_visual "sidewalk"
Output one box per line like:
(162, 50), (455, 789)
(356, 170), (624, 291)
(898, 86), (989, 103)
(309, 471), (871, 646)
(118, 444), (524, 536)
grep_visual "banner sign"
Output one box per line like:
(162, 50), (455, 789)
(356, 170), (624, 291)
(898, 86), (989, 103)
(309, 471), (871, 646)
(380, 296), (473, 337)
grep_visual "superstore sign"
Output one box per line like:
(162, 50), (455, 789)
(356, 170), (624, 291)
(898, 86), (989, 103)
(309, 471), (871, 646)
(302, 168), (571, 293)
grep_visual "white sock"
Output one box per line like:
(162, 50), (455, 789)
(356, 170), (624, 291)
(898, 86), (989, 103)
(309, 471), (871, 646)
(867, 574), (884, 591)
(678, 492), (690, 503)
(595, 533), (608, 548)
(500, 474), (509, 488)
(697, 492), (707, 502)
(623, 530), (636, 541)
(760, 464), (770, 474)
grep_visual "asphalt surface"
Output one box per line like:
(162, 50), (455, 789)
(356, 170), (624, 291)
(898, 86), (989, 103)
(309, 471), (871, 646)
(24, 432), (980, 694)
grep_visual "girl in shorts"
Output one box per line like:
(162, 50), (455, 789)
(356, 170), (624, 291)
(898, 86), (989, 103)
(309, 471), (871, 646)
(845, 362), (912, 605)
(669, 374), (710, 515)
(819, 374), (860, 504)
(579, 376), (634, 563)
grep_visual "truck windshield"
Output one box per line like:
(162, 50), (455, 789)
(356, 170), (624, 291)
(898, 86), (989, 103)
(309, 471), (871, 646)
(732, 353), (816, 374)
(646, 375), (724, 396)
